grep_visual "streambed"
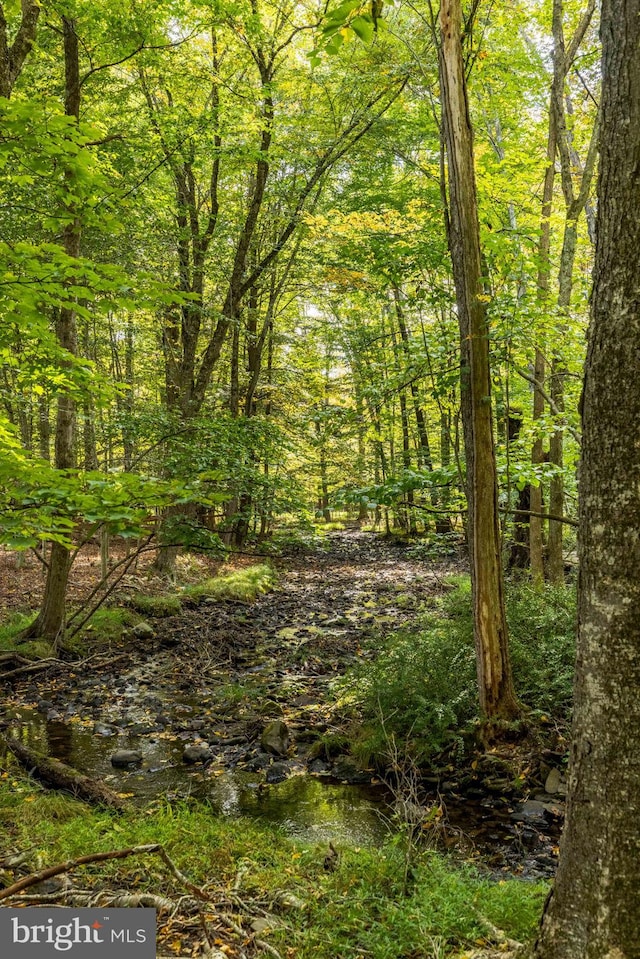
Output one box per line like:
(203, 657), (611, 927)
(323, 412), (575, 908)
(2, 532), (563, 879)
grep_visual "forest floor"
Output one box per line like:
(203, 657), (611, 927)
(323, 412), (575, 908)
(0, 530), (559, 957)
(0, 530), (468, 794)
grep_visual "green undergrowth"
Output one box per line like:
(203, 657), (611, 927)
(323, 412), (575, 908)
(0, 613), (36, 657)
(129, 562), (276, 617)
(182, 562), (276, 603)
(347, 577), (576, 765)
(0, 773), (546, 958)
(0, 564), (276, 664)
(129, 592), (183, 618)
(77, 606), (135, 644)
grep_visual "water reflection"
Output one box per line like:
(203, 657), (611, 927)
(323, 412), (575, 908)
(1, 708), (391, 847)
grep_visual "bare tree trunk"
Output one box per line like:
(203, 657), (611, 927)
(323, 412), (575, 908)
(530, 114), (555, 584)
(534, 0), (640, 950)
(439, 0), (519, 720)
(38, 394), (50, 462)
(23, 16), (81, 644)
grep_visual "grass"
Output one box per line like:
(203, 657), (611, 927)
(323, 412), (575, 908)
(129, 592), (183, 617)
(183, 562), (277, 603)
(0, 771), (547, 958)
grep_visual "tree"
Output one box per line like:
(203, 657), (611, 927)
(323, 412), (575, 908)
(533, 0), (640, 951)
(22, 15), (84, 642)
(0, 0), (40, 99)
(438, 0), (519, 720)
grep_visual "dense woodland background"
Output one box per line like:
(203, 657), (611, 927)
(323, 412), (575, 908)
(0, 0), (597, 612)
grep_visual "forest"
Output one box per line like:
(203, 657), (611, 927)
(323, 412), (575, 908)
(0, 0), (638, 957)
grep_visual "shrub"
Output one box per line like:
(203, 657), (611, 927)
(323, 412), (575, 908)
(348, 577), (576, 762)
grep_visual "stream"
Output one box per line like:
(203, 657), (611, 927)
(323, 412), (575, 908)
(2, 531), (563, 880)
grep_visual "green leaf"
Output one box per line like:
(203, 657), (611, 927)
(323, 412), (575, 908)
(349, 15), (374, 41)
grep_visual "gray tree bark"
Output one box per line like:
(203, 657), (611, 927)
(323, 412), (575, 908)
(533, 0), (640, 951)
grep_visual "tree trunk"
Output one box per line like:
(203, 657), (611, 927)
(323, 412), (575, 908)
(439, 0), (519, 720)
(534, 0), (640, 951)
(23, 16), (80, 644)
(530, 110), (555, 585)
(0, 0), (40, 99)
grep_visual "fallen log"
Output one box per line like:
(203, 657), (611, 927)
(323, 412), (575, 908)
(0, 734), (127, 810)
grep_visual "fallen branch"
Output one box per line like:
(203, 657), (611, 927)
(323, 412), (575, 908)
(0, 659), (63, 681)
(0, 652), (31, 666)
(0, 735), (127, 810)
(0, 844), (161, 901)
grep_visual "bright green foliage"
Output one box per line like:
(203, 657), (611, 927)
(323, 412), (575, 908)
(182, 562), (276, 603)
(349, 578), (576, 762)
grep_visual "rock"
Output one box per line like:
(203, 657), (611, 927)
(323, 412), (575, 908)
(545, 767), (568, 796)
(510, 800), (549, 825)
(182, 743), (211, 764)
(266, 761), (290, 784)
(331, 758), (371, 784)
(261, 720), (290, 757)
(293, 694), (317, 707)
(110, 749), (143, 768)
(258, 699), (285, 716)
(308, 758), (330, 775)
(36, 699), (53, 714)
(46, 709), (62, 721)
(132, 621), (155, 640)
(130, 723), (157, 735)
(244, 753), (271, 772)
(250, 918), (277, 935)
(275, 891), (306, 912)
(93, 722), (115, 737)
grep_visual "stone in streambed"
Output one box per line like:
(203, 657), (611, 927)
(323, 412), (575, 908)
(132, 621), (155, 640)
(331, 758), (372, 784)
(261, 720), (290, 757)
(182, 743), (212, 764)
(308, 758), (330, 775)
(266, 761), (290, 784)
(545, 767), (568, 796)
(110, 749), (143, 767)
(93, 722), (115, 736)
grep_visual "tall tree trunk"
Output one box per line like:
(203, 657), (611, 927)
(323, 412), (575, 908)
(534, 0), (640, 951)
(547, 0), (599, 585)
(531, 0), (596, 586)
(38, 394), (50, 462)
(530, 113), (555, 585)
(23, 16), (80, 643)
(439, 0), (519, 720)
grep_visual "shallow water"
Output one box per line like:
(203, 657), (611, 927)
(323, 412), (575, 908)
(4, 706), (392, 847)
(3, 706), (560, 877)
